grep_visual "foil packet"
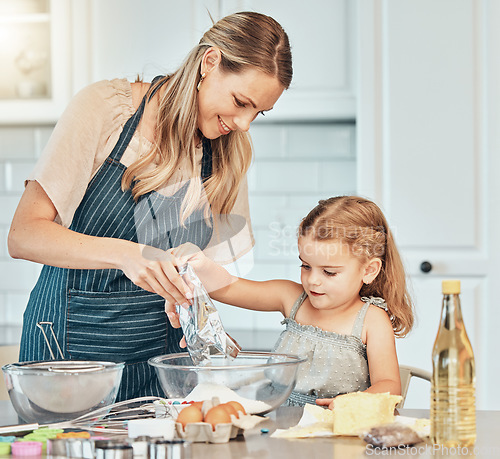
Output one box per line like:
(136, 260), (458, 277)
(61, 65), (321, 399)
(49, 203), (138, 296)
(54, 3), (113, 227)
(176, 263), (240, 365)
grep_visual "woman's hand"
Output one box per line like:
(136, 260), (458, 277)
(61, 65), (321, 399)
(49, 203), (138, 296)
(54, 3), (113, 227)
(316, 398), (336, 410)
(118, 243), (193, 328)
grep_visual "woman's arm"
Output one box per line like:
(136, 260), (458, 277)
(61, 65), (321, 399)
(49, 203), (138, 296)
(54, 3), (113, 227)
(171, 243), (300, 316)
(8, 181), (192, 310)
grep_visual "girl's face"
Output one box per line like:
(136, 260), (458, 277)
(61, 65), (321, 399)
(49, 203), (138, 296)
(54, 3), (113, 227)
(197, 65), (284, 139)
(297, 236), (371, 311)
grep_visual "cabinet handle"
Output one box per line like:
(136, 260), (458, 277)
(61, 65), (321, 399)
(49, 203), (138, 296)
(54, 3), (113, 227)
(420, 261), (432, 273)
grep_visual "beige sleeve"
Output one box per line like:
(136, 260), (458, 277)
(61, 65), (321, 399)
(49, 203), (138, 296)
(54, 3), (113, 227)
(204, 176), (255, 265)
(27, 79), (134, 227)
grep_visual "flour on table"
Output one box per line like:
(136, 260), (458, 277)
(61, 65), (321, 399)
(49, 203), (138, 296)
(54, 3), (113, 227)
(184, 383), (272, 414)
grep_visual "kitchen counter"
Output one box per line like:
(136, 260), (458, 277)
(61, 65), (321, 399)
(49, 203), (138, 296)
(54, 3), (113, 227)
(1, 402), (500, 458)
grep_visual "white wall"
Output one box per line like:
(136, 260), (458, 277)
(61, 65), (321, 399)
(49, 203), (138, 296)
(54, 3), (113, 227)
(0, 125), (48, 341)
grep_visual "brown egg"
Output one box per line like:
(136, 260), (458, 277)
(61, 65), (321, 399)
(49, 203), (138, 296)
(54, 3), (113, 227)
(176, 405), (203, 428)
(226, 400), (246, 415)
(219, 402), (238, 417)
(204, 405), (232, 430)
(190, 401), (204, 410)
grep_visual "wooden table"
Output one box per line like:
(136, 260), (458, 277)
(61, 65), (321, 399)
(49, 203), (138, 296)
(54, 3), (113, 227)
(1, 401), (499, 458)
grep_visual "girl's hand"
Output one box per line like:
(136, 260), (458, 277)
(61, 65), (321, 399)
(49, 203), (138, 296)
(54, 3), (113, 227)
(118, 243), (193, 328)
(169, 243), (234, 295)
(316, 398), (336, 410)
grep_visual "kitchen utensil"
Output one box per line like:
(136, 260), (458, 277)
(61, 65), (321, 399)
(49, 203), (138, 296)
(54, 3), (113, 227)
(10, 441), (43, 456)
(1, 321), (124, 424)
(36, 321), (65, 359)
(0, 396), (163, 436)
(4, 360), (124, 419)
(95, 440), (133, 459)
(126, 436), (155, 459)
(149, 439), (190, 459)
(148, 351), (309, 415)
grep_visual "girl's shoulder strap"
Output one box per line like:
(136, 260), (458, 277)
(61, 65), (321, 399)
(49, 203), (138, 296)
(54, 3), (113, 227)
(351, 297), (388, 338)
(361, 296), (388, 311)
(288, 291), (308, 319)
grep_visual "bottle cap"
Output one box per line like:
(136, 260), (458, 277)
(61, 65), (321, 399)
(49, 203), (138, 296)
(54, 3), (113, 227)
(442, 280), (461, 294)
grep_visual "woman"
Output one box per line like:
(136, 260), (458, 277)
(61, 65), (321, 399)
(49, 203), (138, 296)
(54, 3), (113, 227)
(8, 11), (293, 401)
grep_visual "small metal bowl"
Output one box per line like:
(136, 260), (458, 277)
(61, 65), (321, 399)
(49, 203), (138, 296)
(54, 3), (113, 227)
(2, 360), (124, 423)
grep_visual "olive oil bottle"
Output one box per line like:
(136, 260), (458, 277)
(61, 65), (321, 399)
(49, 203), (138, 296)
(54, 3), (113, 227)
(430, 280), (476, 447)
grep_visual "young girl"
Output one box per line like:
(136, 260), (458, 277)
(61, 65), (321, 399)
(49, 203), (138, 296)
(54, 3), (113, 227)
(171, 196), (414, 407)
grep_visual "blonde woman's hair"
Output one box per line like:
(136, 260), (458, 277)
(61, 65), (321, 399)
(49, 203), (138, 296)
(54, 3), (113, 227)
(122, 12), (292, 223)
(298, 196), (414, 337)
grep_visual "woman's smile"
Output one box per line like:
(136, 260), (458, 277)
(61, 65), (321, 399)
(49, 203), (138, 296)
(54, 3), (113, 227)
(218, 115), (232, 134)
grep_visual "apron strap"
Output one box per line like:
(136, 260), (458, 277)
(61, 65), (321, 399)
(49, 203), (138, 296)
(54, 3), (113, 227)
(108, 97), (146, 162)
(109, 76), (167, 162)
(110, 75), (213, 180)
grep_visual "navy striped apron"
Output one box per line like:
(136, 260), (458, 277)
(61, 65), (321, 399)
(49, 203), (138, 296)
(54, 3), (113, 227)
(19, 78), (213, 401)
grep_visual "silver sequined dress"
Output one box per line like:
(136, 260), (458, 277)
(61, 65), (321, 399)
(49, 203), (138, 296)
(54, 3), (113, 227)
(272, 292), (388, 406)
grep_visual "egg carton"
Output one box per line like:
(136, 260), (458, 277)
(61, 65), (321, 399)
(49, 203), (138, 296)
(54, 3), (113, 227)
(156, 397), (266, 443)
(174, 408), (267, 444)
(175, 421), (242, 443)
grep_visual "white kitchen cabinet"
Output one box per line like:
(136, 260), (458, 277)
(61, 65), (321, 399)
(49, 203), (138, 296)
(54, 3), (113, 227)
(71, 0), (355, 121)
(0, 0), (72, 124)
(220, 0), (356, 120)
(71, 0), (219, 91)
(357, 0), (500, 409)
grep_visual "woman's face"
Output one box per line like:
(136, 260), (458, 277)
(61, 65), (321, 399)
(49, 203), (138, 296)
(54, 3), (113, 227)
(197, 65), (284, 139)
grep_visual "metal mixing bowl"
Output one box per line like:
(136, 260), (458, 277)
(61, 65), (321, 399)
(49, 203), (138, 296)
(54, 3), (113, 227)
(148, 351), (308, 414)
(2, 360), (124, 423)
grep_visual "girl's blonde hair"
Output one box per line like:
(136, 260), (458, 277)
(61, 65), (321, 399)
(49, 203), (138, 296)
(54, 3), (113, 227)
(122, 12), (292, 223)
(298, 196), (414, 337)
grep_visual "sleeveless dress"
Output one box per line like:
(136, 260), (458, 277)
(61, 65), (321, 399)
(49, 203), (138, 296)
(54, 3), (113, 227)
(273, 292), (389, 406)
(19, 78), (214, 401)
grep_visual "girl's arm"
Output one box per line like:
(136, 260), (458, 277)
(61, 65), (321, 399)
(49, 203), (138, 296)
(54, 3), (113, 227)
(8, 181), (192, 315)
(212, 278), (297, 316)
(171, 243), (300, 316)
(316, 306), (401, 410)
(363, 306), (401, 395)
